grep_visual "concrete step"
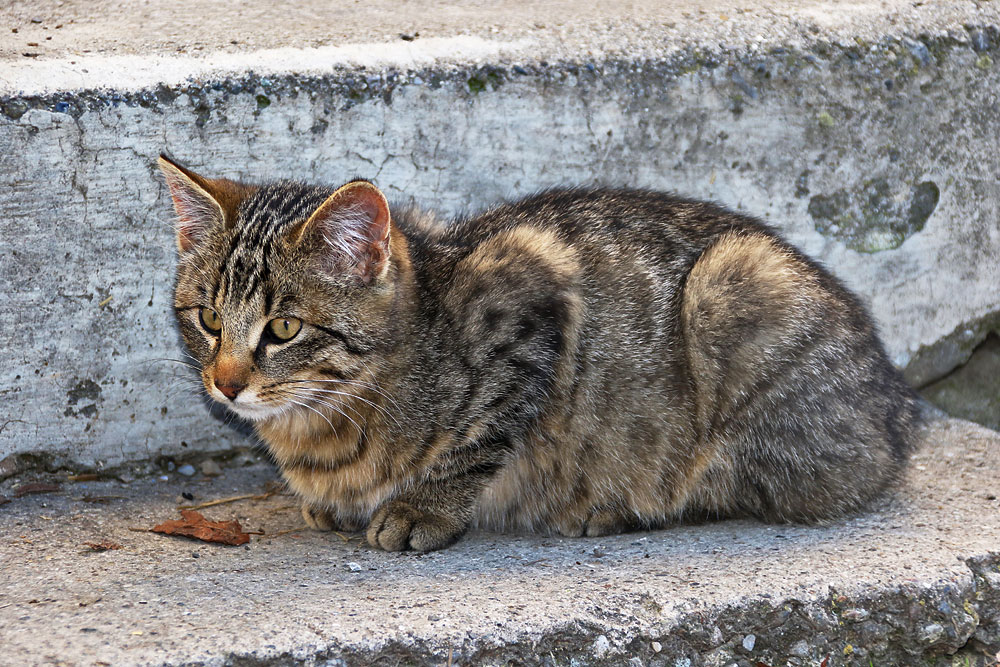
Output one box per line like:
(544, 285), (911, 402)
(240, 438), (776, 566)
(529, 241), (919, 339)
(1, 416), (998, 666)
(1, 2), (999, 664)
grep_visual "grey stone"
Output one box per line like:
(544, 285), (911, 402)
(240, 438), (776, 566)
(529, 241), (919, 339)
(969, 28), (993, 52)
(199, 459), (223, 477)
(920, 623), (947, 644)
(176, 463), (196, 476)
(922, 334), (1000, 431)
(842, 608), (870, 622)
(788, 640), (810, 657)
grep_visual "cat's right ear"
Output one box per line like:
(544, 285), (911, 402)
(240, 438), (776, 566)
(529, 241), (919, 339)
(158, 154), (226, 254)
(290, 180), (393, 285)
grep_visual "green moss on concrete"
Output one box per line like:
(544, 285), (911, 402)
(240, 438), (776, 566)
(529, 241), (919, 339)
(808, 178), (939, 253)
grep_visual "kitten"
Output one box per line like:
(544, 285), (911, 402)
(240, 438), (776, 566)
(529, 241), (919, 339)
(159, 154), (922, 552)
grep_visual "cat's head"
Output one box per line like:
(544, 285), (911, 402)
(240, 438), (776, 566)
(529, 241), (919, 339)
(159, 155), (408, 422)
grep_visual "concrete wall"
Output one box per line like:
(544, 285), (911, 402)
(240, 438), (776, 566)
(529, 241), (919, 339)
(1, 34), (998, 468)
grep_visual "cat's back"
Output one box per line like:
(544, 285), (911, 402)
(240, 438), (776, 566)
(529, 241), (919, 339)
(437, 187), (758, 255)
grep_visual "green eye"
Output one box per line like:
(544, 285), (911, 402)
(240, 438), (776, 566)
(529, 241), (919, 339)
(267, 317), (302, 342)
(199, 307), (222, 334)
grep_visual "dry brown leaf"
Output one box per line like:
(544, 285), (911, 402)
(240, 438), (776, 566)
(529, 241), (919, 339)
(152, 509), (252, 546)
(84, 540), (123, 552)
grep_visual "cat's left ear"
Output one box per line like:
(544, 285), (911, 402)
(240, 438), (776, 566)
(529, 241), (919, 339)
(292, 180), (392, 285)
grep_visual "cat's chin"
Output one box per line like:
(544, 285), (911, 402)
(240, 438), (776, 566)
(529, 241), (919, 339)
(221, 401), (287, 423)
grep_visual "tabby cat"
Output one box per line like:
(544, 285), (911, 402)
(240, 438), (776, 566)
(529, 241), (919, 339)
(160, 154), (921, 552)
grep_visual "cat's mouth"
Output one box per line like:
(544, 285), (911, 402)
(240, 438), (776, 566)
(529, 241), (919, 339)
(207, 385), (287, 422)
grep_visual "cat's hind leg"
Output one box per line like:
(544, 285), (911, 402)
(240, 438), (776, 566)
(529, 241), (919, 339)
(680, 230), (919, 523)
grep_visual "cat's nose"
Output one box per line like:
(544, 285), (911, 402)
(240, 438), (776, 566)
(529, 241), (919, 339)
(214, 380), (246, 400)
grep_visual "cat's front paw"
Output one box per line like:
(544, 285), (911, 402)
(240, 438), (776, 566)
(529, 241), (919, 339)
(554, 507), (635, 538)
(366, 500), (467, 552)
(301, 503), (361, 532)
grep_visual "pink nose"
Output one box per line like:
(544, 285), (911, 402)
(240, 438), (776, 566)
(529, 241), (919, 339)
(214, 380), (245, 400)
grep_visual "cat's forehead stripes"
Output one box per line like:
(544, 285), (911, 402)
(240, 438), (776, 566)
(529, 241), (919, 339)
(216, 182), (332, 305)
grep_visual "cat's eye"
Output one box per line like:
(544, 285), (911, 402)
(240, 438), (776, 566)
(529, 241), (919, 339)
(267, 317), (302, 342)
(199, 307), (222, 334)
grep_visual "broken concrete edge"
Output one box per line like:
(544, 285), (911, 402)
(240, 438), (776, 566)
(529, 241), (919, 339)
(0, 442), (264, 486)
(905, 308), (1000, 388)
(179, 553), (1000, 666)
(1, 26), (996, 120)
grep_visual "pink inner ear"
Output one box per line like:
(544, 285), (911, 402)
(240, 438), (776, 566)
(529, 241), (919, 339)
(307, 182), (392, 283)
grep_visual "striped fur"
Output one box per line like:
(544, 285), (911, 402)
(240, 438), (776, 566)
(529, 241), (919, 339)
(162, 157), (922, 551)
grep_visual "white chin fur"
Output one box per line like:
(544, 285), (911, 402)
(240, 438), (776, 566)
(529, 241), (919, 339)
(217, 397), (286, 422)
(227, 404), (280, 421)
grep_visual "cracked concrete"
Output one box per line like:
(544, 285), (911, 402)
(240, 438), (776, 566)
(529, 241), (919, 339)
(0, 416), (998, 666)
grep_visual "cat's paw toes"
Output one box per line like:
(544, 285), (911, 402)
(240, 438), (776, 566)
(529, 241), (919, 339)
(366, 501), (466, 552)
(554, 508), (632, 538)
(301, 503), (361, 532)
(584, 509), (631, 537)
(554, 516), (586, 538)
(302, 503), (336, 531)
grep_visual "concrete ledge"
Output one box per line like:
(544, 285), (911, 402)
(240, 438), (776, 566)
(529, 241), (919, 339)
(1, 1), (999, 468)
(1, 416), (998, 666)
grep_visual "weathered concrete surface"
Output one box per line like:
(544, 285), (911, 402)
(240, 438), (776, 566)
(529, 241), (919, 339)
(1, 416), (998, 666)
(0, 1), (998, 467)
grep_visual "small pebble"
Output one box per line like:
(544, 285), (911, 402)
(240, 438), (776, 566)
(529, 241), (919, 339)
(166, 461), (176, 472)
(157, 475), (169, 482)
(177, 464), (196, 477)
(192, 552), (200, 558)
(347, 562), (363, 572)
(651, 641), (662, 652)
(743, 634), (756, 651)
(200, 460), (223, 477)
(970, 29), (991, 53)
(181, 492), (194, 501)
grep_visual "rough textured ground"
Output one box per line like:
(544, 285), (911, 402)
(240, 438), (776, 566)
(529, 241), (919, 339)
(1, 416), (999, 666)
(2, 0), (997, 97)
(1, 0), (993, 62)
